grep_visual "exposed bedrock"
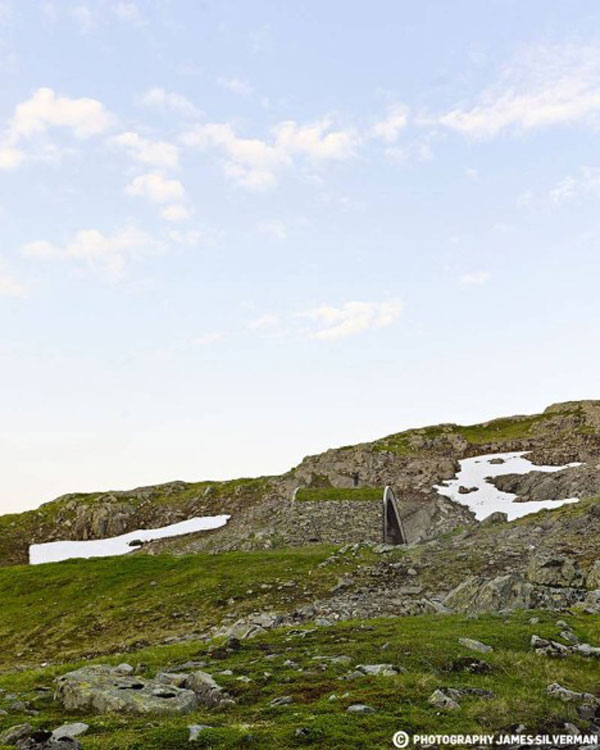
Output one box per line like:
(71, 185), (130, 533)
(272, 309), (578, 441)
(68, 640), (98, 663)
(491, 464), (600, 502)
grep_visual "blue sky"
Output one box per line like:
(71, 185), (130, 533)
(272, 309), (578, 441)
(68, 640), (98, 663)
(2, 0), (600, 513)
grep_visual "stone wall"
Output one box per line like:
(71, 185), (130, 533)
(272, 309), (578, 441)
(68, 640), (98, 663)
(287, 499), (382, 545)
(152, 488), (476, 555)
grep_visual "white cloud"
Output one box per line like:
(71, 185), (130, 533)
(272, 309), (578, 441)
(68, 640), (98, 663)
(21, 240), (62, 259)
(438, 42), (600, 138)
(550, 166), (600, 203)
(192, 332), (222, 345)
(160, 204), (190, 222)
(459, 271), (491, 286)
(257, 219), (286, 240)
(299, 299), (403, 340)
(0, 272), (26, 298)
(21, 226), (159, 279)
(0, 146), (23, 169)
(139, 88), (200, 118)
(218, 77), (254, 97)
(372, 105), (408, 142)
(246, 314), (278, 329)
(8, 87), (113, 142)
(126, 172), (185, 204)
(182, 122), (289, 191)
(273, 119), (357, 160)
(112, 131), (179, 168)
(182, 118), (357, 190)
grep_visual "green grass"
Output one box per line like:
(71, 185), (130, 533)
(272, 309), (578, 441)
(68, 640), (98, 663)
(0, 546), (378, 667)
(2, 611), (600, 748)
(295, 487), (383, 502)
(0, 477), (272, 567)
(374, 413), (556, 455)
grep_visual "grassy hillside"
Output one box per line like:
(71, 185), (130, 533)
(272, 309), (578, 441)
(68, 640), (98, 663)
(2, 611), (600, 748)
(294, 487), (383, 502)
(0, 546), (375, 667)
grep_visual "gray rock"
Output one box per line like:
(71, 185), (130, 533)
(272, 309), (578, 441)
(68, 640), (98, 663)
(531, 635), (570, 657)
(547, 683), (596, 704)
(586, 561), (600, 589)
(15, 730), (80, 750)
(458, 637), (493, 654)
(428, 689), (460, 711)
(346, 703), (375, 714)
(0, 724), (33, 746)
(184, 671), (234, 709)
(54, 665), (198, 716)
(528, 554), (583, 587)
(445, 574), (532, 613)
(51, 724), (89, 740)
(156, 672), (189, 688)
(270, 695), (293, 706)
(480, 511), (508, 525)
(114, 663), (134, 675)
(356, 663), (399, 676)
(330, 655), (351, 665)
(188, 725), (212, 741)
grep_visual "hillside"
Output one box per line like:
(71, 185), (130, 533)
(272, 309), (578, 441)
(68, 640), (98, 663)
(3, 401), (600, 748)
(3, 400), (600, 566)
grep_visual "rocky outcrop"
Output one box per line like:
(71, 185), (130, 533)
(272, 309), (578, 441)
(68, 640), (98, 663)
(444, 574), (533, 613)
(492, 465), (600, 503)
(54, 665), (198, 715)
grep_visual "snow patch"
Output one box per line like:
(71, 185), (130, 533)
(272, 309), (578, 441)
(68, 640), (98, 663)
(29, 514), (230, 565)
(434, 451), (580, 521)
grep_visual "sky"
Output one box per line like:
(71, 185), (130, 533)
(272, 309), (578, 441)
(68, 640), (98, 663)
(2, 0), (600, 514)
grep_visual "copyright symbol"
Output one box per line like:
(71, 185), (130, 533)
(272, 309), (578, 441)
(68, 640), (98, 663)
(393, 730), (410, 748)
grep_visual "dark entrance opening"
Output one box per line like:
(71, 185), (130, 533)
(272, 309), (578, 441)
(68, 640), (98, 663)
(382, 486), (406, 545)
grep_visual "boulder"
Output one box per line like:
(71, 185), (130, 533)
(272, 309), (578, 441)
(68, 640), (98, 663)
(54, 665), (198, 716)
(15, 730), (80, 750)
(184, 671), (234, 709)
(480, 511), (508, 525)
(458, 637), (493, 654)
(51, 724), (88, 740)
(188, 725), (212, 742)
(270, 695), (293, 706)
(445, 574), (532, 613)
(0, 724), (33, 746)
(428, 689), (460, 711)
(531, 635), (570, 657)
(547, 683), (596, 704)
(586, 561), (600, 589)
(355, 663), (399, 676)
(528, 554), (583, 587)
(346, 703), (375, 714)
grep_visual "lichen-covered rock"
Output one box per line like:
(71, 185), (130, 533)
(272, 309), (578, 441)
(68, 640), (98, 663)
(547, 683), (597, 704)
(531, 635), (570, 657)
(458, 637), (493, 654)
(428, 689), (460, 711)
(585, 560), (600, 589)
(445, 574), (532, 613)
(528, 554), (583, 587)
(16, 730), (80, 750)
(183, 671), (234, 709)
(0, 724), (33, 746)
(355, 663), (399, 676)
(54, 665), (197, 716)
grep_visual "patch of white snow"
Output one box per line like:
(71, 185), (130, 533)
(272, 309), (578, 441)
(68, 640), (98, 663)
(29, 514), (230, 565)
(434, 452), (580, 521)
